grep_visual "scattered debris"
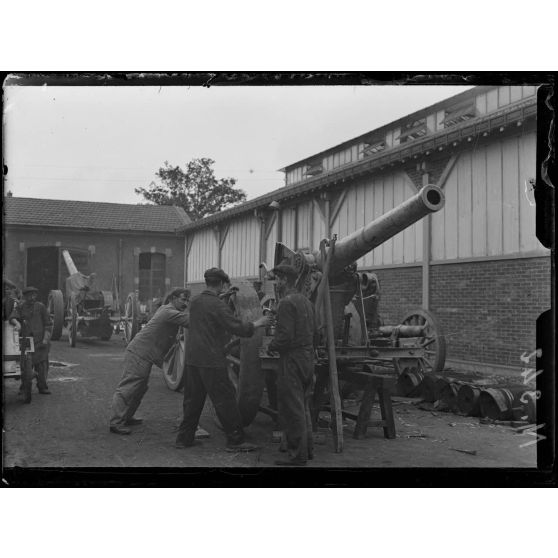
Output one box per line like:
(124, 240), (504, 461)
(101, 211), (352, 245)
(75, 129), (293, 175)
(450, 448), (477, 456)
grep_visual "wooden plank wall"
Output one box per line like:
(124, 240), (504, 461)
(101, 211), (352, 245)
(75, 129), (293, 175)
(431, 130), (542, 261)
(221, 215), (260, 277)
(188, 227), (218, 282)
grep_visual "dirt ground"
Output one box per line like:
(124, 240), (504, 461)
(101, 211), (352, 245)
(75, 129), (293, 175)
(2, 332), (537, 472)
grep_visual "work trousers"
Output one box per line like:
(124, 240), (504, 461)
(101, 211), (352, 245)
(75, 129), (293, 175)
(110, 350), (152, 427)
(177, 365), (244, 446)
(19, 357), (48, 391)
(277, 349), (314, 463)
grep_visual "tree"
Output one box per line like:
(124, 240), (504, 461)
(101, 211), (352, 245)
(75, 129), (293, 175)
(135, 158), (247, 221)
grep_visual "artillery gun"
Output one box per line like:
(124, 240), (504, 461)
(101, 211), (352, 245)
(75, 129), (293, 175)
(47, 250), (120, 346)
(162, 185), (446, 447)
(236, 184), (446, 430)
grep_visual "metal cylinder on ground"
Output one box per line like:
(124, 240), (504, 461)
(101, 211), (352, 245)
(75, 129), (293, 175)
(457, 384), (482, 416)
(396, 368), (424, 397)
(479, 388), (516, 420)
(421, 374), (443, 402)
(440, 381), (461, 412)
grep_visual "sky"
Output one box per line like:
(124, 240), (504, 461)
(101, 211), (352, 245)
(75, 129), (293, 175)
(3, 84), (474, 205)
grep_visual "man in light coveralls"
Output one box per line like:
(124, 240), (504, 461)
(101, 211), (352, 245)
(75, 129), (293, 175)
(109, 287), (191, 435)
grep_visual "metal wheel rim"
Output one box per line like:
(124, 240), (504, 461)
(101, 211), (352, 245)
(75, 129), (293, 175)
(123, 294), (138, 343)
(401, 308), (446, 373)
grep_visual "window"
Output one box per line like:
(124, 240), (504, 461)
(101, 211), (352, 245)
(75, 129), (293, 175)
(361, 139), (386, 156)
(138, 252), (166, 302)
(399, 118), (427, 143)
(305, 160), (323, 176)
(442, 102), (477, 128)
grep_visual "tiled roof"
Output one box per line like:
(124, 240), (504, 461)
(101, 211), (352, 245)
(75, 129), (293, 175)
(3, 197), (190, 233)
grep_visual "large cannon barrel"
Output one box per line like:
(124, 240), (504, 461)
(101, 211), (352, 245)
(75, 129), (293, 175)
(62, 249), (79, 275)
(329, 184), (444, 276)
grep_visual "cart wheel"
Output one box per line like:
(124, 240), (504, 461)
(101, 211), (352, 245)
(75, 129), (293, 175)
(123, 293), (140, 344)
(21, 354), (33, 404)
(399, 308), (446, 373)
(162, 326), (186, 391)
(230, 280), (265, 427)
(68, 297), (77, 348)
(47, 290), (64, 341)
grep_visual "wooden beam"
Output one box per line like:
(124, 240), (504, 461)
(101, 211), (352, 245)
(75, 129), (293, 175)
(437, 154), (458, 189)
(264, 211), (277, 240)
(219, 223), (230, 251)
(329, 189), (348, 229)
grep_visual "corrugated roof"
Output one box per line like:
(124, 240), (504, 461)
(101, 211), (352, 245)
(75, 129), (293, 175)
(3, 197), (190, 233)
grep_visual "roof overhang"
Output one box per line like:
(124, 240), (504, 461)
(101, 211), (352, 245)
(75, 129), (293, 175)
(179, 96), (537, 234)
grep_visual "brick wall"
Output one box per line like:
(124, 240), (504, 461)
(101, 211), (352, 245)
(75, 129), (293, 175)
(430, 257), (551, 367)
(369, 266), (423, 325)
(4, 228), (185, 307)
(181, 258), (552, 370)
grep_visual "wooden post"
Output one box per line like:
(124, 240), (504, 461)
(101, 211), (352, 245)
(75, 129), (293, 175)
(421, 172), (431, 310)
(317, 238), (343, 453)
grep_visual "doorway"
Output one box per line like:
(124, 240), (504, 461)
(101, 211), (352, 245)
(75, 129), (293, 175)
(26, 247), (59, 304)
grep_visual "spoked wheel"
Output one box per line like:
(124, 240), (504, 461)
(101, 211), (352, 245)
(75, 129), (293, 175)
(162, 326), (187, 391)
(47, 290), (64, 341)
(123, 292), (140, 344)
(399, 308), (446, 374)
(68, 297), (78, 348)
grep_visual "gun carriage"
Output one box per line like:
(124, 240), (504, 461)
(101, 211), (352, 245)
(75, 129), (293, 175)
(162, 185), (446, 449)
(47, 250), (121, 347)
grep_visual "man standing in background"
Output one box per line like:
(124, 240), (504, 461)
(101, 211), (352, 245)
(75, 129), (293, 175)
(9, 286), (53, 395)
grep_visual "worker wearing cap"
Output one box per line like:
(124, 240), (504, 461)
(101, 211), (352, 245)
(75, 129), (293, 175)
(9, 286), (53, 394)
(268, 264), (317, 466)
(175, 267), (271, 452)
(109, 287), (191, 435)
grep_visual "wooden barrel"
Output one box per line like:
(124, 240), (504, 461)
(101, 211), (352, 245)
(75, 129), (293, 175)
(396, 369), (424, 397)
(434, 377), (451, 401)
(440, 381), (460, 411)
(479, 388), (515, 420)
(457, 384), (481, 416)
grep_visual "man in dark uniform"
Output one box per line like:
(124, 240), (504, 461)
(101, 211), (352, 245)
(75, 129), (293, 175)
(109, 287), (191, 435)
(175, 267), (271, 452)
(8, 286), (53, 394)
(268, 264), (317, 466)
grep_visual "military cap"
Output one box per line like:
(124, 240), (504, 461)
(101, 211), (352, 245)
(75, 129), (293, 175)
(271, 264), (298, 279)
(204, 267), (230, 283)
(22, 286), (39, 295)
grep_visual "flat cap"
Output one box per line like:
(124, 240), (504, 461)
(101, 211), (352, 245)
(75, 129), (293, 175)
(271, 264), (298, 279)
(204, 267), (230, 283)
(22, 286), (39, 294)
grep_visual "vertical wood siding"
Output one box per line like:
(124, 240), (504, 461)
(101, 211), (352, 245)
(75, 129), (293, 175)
(296, 200), (313, 249)
(281, 207), (296, 248)
(431, 130), (543, 260)
(221, 215), (260, 277)
(188, 227), (218, 282)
